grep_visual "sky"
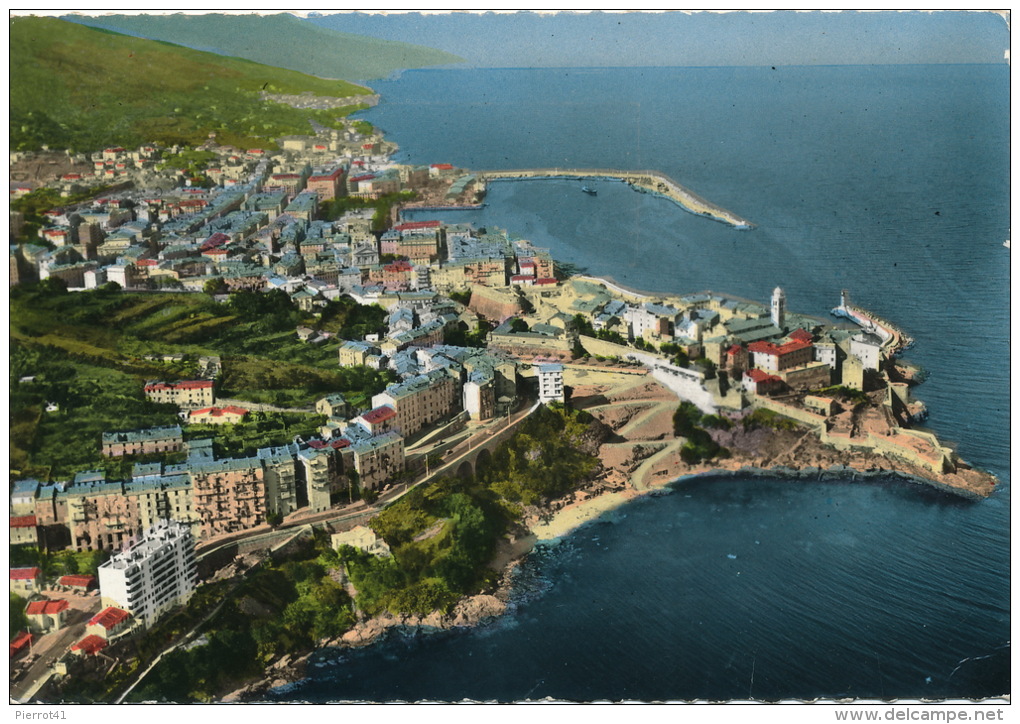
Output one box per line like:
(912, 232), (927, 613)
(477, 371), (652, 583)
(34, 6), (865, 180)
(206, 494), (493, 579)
(305, 10), (1009, 68)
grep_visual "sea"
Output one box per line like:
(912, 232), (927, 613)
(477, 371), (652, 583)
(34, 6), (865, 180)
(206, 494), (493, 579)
(271, 64), (1010, 702)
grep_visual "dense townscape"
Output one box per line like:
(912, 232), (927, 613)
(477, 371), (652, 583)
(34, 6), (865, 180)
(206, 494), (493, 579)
(9, 18), (999, 705)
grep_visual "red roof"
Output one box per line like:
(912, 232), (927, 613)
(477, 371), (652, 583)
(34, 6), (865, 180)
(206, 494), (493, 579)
(789, 328), (814, 343)
(10, 632), (33, 658)
(430, 163), (453, 170)
(726, 344), (744, 356)
(394, 220), (441, 231)
(535, 278), (559, 285)
(26, 599), (69, 616)
(309, 168), (344, 182)
(330, 439), (351, 449)
(203, 232), (230, 247)
(384, 261), (414, 272)
(9, 516), (38, 528)
(89, 607), (131, 630)
(362, 406), (397, 424)
(747, 339), (812, 357)
(146, 380), (213, 392)
(307, 440), (327, 449)
(71, 635), (107, 655)
(58, 574), (96, 589)
(10, 567), (41, 581)
(349, 174), (375, 183)
(272, 173), (301, 180)
(510, 275), (534, 283)
(362, 144), (375, 149)
(136, 258), (158, 266)
(745, 369), (782, 383)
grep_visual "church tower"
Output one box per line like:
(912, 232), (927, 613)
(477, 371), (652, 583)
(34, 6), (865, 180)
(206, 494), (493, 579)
(771, 286), (786, 329)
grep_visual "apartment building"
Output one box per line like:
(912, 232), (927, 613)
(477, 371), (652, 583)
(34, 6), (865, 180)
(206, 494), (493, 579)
(97, 520), (197, 629)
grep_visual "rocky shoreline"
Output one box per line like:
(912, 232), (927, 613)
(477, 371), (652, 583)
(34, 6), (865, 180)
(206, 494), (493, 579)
(221, 379), (996, 703)
(221, 568), (518, 702)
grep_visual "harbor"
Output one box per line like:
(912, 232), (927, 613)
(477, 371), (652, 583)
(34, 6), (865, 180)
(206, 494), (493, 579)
(474, 167), (756, 229)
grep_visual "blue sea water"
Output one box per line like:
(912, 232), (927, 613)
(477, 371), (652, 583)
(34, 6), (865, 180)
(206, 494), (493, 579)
(274, 65), (1010, 701)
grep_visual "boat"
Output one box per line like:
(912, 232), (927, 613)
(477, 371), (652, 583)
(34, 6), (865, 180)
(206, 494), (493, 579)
(581, 184), (597, 196)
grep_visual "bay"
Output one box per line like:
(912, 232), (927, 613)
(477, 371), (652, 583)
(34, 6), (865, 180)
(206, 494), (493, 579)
(273, 64), (1010, 701)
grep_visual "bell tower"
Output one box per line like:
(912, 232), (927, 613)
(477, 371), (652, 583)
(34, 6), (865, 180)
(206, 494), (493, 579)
(771, 286), (786, 329)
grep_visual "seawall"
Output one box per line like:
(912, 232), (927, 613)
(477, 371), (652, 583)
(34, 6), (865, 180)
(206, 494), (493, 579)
(475, 168), (756, 229)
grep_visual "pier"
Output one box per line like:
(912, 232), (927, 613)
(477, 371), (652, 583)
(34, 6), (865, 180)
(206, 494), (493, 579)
(831, 290), (914, 353)
(474, 167), (756, 229)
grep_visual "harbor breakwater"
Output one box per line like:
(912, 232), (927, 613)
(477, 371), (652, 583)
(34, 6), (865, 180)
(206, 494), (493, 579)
(474, 168), (756, 229)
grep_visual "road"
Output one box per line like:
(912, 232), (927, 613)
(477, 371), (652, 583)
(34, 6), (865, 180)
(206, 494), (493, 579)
(10, 602), (98, 703)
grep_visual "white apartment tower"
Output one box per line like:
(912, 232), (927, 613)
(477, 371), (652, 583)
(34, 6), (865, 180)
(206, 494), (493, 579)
(98, 519), (197, 629)
(537, 364), (565, 404)
(771, 286), (786, 329)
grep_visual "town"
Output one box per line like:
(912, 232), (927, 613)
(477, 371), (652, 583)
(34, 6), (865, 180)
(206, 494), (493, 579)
(9, 117), (996, 702)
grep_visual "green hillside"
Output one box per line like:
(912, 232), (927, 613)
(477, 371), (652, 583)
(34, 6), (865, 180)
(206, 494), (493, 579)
(10, 283), (394, 481)
(67, 12), (464, 81)
(10, 16), (375, 152)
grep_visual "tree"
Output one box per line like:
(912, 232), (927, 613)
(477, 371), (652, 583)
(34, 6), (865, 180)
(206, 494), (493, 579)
(203, 277), (227, 295)
(36, 277), (67, 295)
(10, 593), (28, 639)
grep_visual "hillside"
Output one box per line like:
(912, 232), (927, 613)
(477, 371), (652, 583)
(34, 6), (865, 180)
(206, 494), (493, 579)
(10, 16), (375, 152)
(66, 12), (464, 81)
(9, 284), (394, 481)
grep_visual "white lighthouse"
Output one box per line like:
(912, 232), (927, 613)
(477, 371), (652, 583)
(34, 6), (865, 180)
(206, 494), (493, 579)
(771, 286), (786, 329)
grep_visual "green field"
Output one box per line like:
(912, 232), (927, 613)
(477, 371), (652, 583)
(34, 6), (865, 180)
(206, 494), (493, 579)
(10, 16), (374, 151)
(9, 285), (392, 480)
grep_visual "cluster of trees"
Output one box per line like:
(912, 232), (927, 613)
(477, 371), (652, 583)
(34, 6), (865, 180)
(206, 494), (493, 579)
(342, 405), (603, 617)
(672, 401), (730, 464)
(132, 539), (355, 703)
(320, 190), (417, 233)
(343, 478), (507, 616)
(318, 295), (387, 340)
(444, 320), (493, 348)
(9, 546), (109, 581)
(481, 404), (600, 505)
(184, 412), (326, 459)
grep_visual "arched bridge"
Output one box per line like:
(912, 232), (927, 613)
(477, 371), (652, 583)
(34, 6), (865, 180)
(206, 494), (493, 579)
(421, 401), (543, 482)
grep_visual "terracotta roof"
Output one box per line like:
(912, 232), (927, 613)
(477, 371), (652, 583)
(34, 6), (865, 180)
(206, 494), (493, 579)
(745, 369), (782, 383)
(789, 328), (814, 343)
(430, 163), (453, 170)
(9, 515), (38, 528)
(10, 631), (33, 657)
(146, 380), (213, 392)
(71, 635), (107, 655)
(89, 607), (131, 630)
(26, 599), (69, 616)
(361, 406), (397, 424)
(747, 339), (812, 357)
(726, 344), (744, 355)
(394, 220), (440, 231)
(58, 574), (96, 588)
(9, 567), (41, 580)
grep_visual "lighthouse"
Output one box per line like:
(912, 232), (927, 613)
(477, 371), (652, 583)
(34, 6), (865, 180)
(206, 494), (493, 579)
(771, 286), (786, 329)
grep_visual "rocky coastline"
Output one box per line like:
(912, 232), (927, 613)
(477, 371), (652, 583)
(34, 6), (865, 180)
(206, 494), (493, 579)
(221, 378), (996, 702)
